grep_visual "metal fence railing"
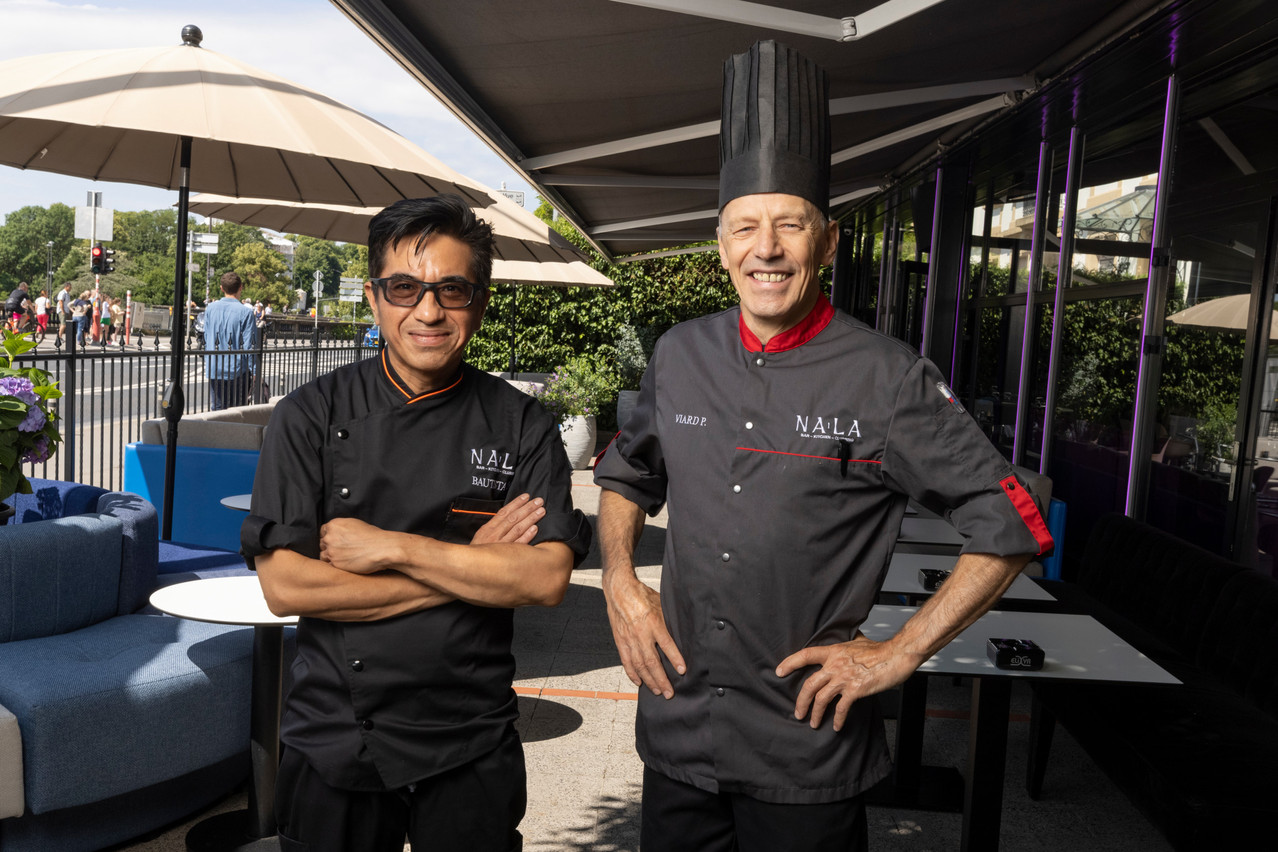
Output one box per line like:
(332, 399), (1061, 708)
(16, 317), (377, 492)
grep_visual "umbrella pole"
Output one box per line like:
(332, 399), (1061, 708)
(161, 135), (192, 541)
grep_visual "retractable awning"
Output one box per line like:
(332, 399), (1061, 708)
(330, 0), (1172, 259)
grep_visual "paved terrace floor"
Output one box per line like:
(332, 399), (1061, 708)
(115, 470), (1170, 852)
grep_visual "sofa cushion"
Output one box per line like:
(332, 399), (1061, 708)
(1197, 569), (1278, 717)
(140, 418), (265, 450)
(8, 480), (106, 523)
(156, 539), (250, 578)
(96, 490), (160, 614)
(1034, 677), (1278, 849)
(124, 444), (260, 551)
(0, 614), (254, 813)
(1076, 513), (1244, 659)
(0, 515), (123, 642)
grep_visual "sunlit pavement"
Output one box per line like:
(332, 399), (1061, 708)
(116, 469), (1169, 852)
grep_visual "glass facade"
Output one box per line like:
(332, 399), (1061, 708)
(843, 9), (1278, 579)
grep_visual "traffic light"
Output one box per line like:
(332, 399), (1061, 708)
(102, 248), (115, 274)
(90, 243), (104, 275)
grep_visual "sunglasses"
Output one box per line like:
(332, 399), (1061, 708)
(369, 276), (487, 309)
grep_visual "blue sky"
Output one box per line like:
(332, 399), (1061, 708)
(0, 0), (536, 221)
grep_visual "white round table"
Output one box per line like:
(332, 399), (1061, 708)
(220, 493), (253, 512)
(150, 576), (296, 850)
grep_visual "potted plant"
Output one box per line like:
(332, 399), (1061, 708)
(0, 330), (62, 520)
(534, 354), (614, 469)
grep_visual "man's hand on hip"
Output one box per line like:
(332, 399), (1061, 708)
(775, 634), (920, 732)
(603, 572), (685, 699)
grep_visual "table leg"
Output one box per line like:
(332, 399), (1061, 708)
(249, 624), (284, 837)
(867, 673), (963, 811)
(893, 673), (927, 790)
(186, 624), (283, 851)
(961, 676), (1012, 852)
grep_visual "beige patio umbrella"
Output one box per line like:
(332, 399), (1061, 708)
(0, 29), (493, 207)
(0, 26), (496, 542)
(187, 192), (614, 286)
(1167, 294), (1278, 339)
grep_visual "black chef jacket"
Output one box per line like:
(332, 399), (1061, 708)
(594, 297), (1051, 804)
(242, 350), (591, 791)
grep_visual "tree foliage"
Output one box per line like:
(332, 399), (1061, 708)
(0, 204), (75, 293)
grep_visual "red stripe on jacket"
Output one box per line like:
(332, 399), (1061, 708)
(999, 474), (1054, 556)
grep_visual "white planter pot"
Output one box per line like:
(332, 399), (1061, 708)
(560, 414), (598, 470)
(617, 390), (640, 431)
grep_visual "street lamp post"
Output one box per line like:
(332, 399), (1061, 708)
(45, 241), (54, 289)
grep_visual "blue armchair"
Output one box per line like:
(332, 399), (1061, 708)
(0, 479), (262, 851)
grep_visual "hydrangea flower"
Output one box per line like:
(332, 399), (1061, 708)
(0, 376), (37, 405)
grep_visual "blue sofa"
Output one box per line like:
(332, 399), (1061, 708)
(0, 479), (261, 851)
(123, 405), (272, 553)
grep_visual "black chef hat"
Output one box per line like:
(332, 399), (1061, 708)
(719, 40), (830, 215)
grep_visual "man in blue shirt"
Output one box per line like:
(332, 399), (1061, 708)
(203, 271), (258, 410)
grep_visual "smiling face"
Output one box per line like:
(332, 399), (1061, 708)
(365, 233), (489, 395)
(717, 193), (839, 344)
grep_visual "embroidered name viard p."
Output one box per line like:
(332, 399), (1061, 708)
(470, 448), (516, 491)
(674, 413), (708, 426)
(795, 414), (861, 440)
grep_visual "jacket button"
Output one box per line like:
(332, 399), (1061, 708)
(337, 429), (349, 439)
(361, 719), (375, 731)
(755, 357), (765, 366)
(339, 486), (350, 498)
(350, 660), (364, 672)
(721, 552), (730, 562)
(745, 421), (754, 429)
(716, 620), (725, 630)
(733, 484), (741, 493)
(715, 687), (725, 697)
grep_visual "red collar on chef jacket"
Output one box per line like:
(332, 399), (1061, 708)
(738, 295), (834, 353)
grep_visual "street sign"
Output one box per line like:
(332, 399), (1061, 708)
(338, 294), (363, 303)
(313, 270), (323, 299)
(186, 262), (201, 272)
(498, 189), (525, 207)
(74, 206), (114, 241)
(187, 233), (219, 254)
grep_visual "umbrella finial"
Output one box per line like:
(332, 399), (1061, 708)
(181, 25), (204, 47)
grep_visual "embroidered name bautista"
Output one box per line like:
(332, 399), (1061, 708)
(470, 448), (516, 492)
(795, 415), (861, 439)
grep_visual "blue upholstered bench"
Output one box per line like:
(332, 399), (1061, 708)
(0, 481), (259, 851)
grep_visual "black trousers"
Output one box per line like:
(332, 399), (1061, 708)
(640, 766), (868, 852)
(275, 729), (526, 852)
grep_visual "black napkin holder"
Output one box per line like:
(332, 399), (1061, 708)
(919, 568), (951, 591)
(986, 638), (1045, 670)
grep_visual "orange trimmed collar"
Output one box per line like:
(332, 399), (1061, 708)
(738, 296), (834, 353)
(380, 348), (464, 404)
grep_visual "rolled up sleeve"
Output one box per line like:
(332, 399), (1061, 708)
(241, 395), (324, 564)
(881, 359), (1052, 557)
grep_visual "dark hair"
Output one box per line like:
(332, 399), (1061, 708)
(368, 195), (495, 287)
(220, 272), (243, 295)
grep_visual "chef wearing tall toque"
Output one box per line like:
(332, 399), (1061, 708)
(594, 40), (1051, 850)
